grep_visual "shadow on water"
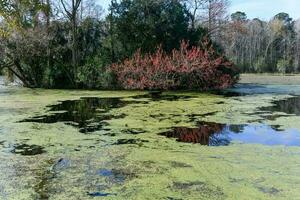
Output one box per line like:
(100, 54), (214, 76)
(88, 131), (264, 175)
(121, 128), (147, 135)
(133, 91), (192, 101)
(19, 93), (193, 134)
(211, 84), (272, 97)
(224, 84), (293, 96)
(211, 90), (244, 97)
(113, 139), (149, 145)
(11, 144), (46, 156)
(87, 192), (116, 197)
(160, 121), (300, 146)
(1, 141), (46, 156)
(261, 96), (300, 116)
(20, 97), (128, 133)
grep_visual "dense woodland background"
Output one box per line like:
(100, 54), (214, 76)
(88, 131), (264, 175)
(0, 0), (299, 89)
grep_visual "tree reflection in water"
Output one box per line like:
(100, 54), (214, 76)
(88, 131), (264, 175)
(160, 121), (300, 146)
(160, 122), (232, 146)
(20, 97), (128, 133)
(261, 96), (300, 116)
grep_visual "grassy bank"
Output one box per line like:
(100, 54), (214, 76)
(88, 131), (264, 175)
(240, 74), (300, 85)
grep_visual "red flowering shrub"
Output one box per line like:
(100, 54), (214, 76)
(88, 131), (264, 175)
(110, 40), (239, 90)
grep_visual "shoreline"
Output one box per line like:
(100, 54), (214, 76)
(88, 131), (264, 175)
(2, 74), (300, 90)
(239, 74), (300, 85)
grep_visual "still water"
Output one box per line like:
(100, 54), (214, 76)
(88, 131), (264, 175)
(1, 83), (300, 199)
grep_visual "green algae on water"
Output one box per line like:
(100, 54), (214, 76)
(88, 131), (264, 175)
(1, 87), (300, 199)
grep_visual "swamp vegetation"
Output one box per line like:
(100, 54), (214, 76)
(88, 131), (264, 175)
(1, 78), (300, 199)
(1, 1), (300, 200)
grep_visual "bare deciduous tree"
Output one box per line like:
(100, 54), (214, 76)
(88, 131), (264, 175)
(60, 0), (82, 79)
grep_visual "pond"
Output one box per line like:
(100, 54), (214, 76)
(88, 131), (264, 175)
(0, 82), (300, 199)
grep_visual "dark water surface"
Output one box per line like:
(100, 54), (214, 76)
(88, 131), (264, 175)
(11, 144), (46, 156)
(20, 97), (128, 133)
(0, 141), (46, 156)
(261, 96), (300, 116)
(19, 92), (300, 147)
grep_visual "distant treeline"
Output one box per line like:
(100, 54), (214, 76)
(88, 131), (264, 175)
(218, 12), (300, 73)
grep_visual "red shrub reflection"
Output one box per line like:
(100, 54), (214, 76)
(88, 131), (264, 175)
(160, 122), (225, 145)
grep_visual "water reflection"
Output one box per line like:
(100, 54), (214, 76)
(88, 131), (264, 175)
(212, 90), (244, 97)
(97, 168), (136, 184)
(0, 141), (46, 156)
(33, 159), (56, 199)
(133, 91), (191, 101)
(11, 144), (46, 156)
(160, 122), (231, 146)
(20, 97), (128, 133)
(87, 192), (116, 197)
(160, 122), (300, 146)
(261, 96), (300, 116)
(113, 139), (149, 145)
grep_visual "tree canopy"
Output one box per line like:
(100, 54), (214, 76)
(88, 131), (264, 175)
(8, 0), (300, 88)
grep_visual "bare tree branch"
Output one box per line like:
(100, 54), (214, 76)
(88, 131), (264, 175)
(60, 0), (72, 18)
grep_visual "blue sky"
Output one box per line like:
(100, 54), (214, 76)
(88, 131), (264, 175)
(96, 0), (300, 20)
(96, 0), (110, 9)
(230, 0), (300, 20)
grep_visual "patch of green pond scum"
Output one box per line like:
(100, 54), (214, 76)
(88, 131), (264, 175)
(0, 89), (300, 199)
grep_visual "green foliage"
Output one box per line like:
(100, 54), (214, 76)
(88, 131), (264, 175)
(276, 59), (292, 73)
(0, 0), (234, 90)
(231, 11), (247, 22)
(274, 12), (293, 24)
(253, 57), (267, 73)
(77, 56), (115, 89)
(110, 0), (203, 59)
